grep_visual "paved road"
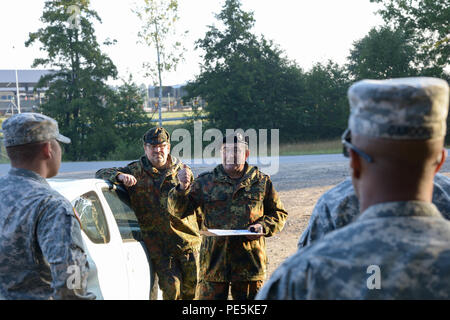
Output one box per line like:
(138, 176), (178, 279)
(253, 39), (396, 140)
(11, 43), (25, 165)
(0, 153), (347, 177)
(2, 153), (449, 192)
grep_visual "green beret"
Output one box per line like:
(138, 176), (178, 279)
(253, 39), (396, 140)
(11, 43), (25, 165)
(143, 127), (170, 145)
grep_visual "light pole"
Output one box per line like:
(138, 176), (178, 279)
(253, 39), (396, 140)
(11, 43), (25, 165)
(15, 69), (21, 114)
(168, 92), (171, 112)
(12, 45), (21, 114)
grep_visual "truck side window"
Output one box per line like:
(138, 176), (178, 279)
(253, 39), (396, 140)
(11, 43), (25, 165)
(102, 188), (143, 242)
(73, 191), (110, 244)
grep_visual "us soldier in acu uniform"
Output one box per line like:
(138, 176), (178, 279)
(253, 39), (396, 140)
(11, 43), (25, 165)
(298, 173), (450, 249)
(168, 133), (288, 300)
(95, 127), (201, 300)
(0, 113), (95, 300)
(257, 77), (450, 299)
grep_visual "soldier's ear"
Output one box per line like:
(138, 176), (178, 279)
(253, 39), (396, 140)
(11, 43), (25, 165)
(435, 149), (447, 174)
(41, 141), (52, 160)
(350, 149), (362, 180)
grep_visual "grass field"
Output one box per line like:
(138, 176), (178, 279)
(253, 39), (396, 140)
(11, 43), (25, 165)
(279, 139), (342, 156)
(148, 110), (195, 125)
(3, 113), (450, 159)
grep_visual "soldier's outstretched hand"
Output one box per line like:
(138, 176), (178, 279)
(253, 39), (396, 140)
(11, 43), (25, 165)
(246, 223), (264, 241)
(178, 164), (192, 191)
(118, 173), (137, 187)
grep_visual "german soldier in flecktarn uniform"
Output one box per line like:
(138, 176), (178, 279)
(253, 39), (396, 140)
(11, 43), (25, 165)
(257, 77), (450, 300)
(96, 127), (201, 300)
(168, 133), (288, 300)
(0, 113), (95, 300)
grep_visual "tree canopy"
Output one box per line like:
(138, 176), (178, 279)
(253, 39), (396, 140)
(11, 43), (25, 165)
(22, 0), (449, 157)
(370, 0), (449, 79)
(186, 0), (350, 141)
(347, 26), (418, 80)
(134, 0), (187, 126)
(26, 0), (149, 160)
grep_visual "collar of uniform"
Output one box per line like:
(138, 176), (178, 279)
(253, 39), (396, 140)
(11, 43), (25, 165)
(215, 163), (256, 185)
(141, 154), (177, 175)
(357, 201), (443, 222)
(8, 167), (49, 185)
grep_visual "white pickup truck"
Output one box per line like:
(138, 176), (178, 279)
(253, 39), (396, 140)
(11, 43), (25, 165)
(49, 178), (162, 300)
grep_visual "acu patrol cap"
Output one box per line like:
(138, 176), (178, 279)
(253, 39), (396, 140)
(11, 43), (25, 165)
(2, 112), (71, 147)
(348, 77), (449, 140)
(143, 127), (170, 145)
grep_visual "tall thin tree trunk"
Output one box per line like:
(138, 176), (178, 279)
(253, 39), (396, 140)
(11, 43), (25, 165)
(155, 21), (163, 128)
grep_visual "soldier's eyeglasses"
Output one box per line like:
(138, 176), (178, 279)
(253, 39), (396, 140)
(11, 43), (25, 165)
(145, 143), (169, 151)
(221, 145), (246, 155)
(341, 128), (373, 163)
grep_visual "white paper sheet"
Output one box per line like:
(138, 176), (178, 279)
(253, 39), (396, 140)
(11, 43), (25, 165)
(200, 229), (264, 237)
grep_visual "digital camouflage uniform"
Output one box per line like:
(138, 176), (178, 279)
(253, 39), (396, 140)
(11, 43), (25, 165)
(258, 201), (450, 299)
(298, 173), (450, 249)
(168, 163), (288, 300)
(257, 77), (450, 300)
(95, 129), (201, 300)
(0, 113), (94, 300)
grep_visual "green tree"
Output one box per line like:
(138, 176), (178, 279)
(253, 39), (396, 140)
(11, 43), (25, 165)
(134, 0), (187, 126)
(107, 78), (152, 160)
(301, 61), (351, 139)
(347, 26), (418, 80)
(370, 0), (449, 78)
(185, 0), (307, 141)
(26, 0), (119, 160)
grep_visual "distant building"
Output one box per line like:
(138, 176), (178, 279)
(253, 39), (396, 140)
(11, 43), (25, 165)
(0, 70), (198, 116)
(0, 69), (53, 115)
(147, 83), (190, 111)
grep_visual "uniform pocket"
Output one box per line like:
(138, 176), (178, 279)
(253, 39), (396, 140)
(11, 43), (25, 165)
(203, 194), (229, 228)
(243, 193), (264, 224)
